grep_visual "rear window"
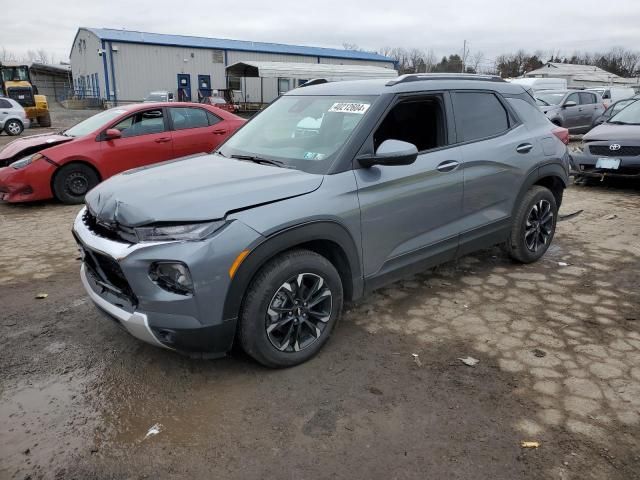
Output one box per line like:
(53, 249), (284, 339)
(452, 92), (510, 142)
(170, 107), (209, 130)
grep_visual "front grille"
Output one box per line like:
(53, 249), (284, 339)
(589, 145), (640, 157)
(83, 209), (138, 243)
(7, 87), (35, 108)
(80, 245), (138, 306)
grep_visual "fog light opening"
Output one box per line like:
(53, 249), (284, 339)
(149, 262), (194, 295)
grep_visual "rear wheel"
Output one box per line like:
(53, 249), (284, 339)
(52, 163), (100, 204)
(239, 249), (343, 368)
(37, 113), (52, 128)
(4, 119), (23, 136)
(505, 186), (558, 263)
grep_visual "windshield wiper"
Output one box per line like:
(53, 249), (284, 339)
(230, 154), (288, 168)
(607, 120), (630, 125)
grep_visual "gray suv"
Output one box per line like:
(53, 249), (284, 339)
(536, 89), (605, 133)
(73, 74), (570, 367)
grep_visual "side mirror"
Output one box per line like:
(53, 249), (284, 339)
(104, 128), (122, 140)
(563, 100), (577, 108)
(358, 139), (418, 168)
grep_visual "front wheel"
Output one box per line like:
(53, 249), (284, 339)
(4, 119), (23, 136)
(505, 186), (558, 263)
(239, 249), (343, 368)
(52, 163), (100, 204)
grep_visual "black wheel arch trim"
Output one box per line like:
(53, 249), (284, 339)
(512, 162), (568, 219)
(221, 220), (363, 322)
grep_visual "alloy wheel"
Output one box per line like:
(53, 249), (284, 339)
(266, 273), (333, 353)
(6, 121), (21, 135)
(524, 199), (554, 252)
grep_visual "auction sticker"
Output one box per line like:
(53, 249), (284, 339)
(328, 102), (370, 114)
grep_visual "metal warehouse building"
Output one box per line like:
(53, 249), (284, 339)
(70, 28), (396, 105)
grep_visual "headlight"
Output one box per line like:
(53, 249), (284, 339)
(11, 153), (44, 170)
(135, 220), (226, 242)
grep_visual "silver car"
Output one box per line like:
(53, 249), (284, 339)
(536, 90), (605, 133)
(73, 74), (570, 367)
(0, 96), (30, 135)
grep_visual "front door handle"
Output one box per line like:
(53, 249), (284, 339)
(212, 129), (227, 135)
(154, 137), (171, 143)
(436, 160), (459, 172)
(516, 143), (533, 154)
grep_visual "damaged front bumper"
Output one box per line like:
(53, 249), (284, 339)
(570, 150), (640, 180)
(72, 207), (262, 357)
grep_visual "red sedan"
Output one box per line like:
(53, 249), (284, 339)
(0, 102), (245, 204)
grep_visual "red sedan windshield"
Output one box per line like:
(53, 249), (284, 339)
(64, 108), (129, 137)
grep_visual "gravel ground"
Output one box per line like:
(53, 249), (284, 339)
(1, 108), (639, 480)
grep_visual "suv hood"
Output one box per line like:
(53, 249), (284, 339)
(0, 133), (73, 161)
(85, 154), (323, 227)
(583, 123), (640, 142)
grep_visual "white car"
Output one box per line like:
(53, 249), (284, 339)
(0, 96), (30, 135)
(585, 86), (635, 107)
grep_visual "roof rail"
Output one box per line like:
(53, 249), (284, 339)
(386, 73), (506, 86)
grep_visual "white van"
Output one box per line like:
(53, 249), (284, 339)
(510, 77), (568, 91)
(585, 87), (635, 107)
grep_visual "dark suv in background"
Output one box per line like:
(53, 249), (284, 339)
(73, 74), (570, 367)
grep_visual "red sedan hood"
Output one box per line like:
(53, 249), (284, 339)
(0, 133), (73, 161)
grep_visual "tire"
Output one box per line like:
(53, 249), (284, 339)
(52, 163), (100, 204)
(505, 186), (558, 264)
(4, 119), (23, 136)
(238, 249), (343, 368)
(38, 112), (52, 128)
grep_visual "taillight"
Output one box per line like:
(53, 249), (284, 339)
(552, 126), (570, 145)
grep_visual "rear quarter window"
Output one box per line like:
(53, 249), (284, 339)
(506, 98), (553, 128)
(451, 92), (510, 142)
(0, 99), (13, 109)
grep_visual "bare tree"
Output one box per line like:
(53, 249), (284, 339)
(342, 42), (361, 51)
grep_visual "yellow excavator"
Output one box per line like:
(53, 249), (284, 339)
(0, 62), (51, 127)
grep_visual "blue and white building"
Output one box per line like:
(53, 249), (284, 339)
(70, 28), (396, 104)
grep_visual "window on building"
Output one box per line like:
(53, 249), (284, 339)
(374, 96), (446, 152)
(228, 76), (241, 91)
(113, 109), (166, 137)
(278, 78), (291, 96)
(451, 92), (510, 142)
(170, 107), (210, 130)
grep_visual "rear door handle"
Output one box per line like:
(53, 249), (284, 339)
(516, 143), (533, 154)
(154, 137), (171, 143)
(436, 160), (459, 172)
(212, 129), (227, 135)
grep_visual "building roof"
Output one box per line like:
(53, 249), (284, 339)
(525, 62), (626, 82)
(226, 61), (397, 80)
(79, 28), (393, 63)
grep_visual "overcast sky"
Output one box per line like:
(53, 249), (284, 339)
(3, 0), (640, 65)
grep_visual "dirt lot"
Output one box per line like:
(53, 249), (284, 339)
(1, 109), (640, 480)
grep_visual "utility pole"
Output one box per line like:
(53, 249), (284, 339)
(461, 40), (467, 73)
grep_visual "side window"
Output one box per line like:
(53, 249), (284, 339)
(566, 93), (580, 105)
(206, 111), (221, 126)
(451, 92), (510, 142)
(112, 109), (166, 138)
(170, 107), (209, 130)
(373, 96), (446, 152)
(579, 92), (596, 105)
(0, 99), (12, 108)
(602, 90), (611, 100)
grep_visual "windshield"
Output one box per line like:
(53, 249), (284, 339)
(219, 95), (376, 174)
(608, 100), (640, 124)
(1, 66), (30, 83)
(535, 92), (565, 105)
(64, 108), (129, 137)
(609, 99), (636, 116)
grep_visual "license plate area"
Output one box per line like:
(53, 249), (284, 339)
(596, 158), (620, 170)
